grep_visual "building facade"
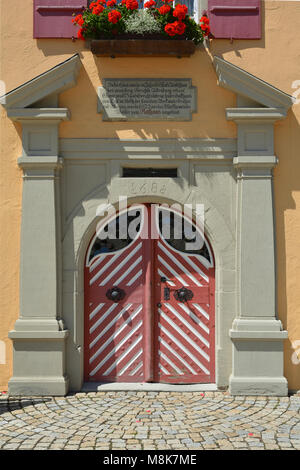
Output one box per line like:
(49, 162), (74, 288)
(0, 0), (300, 396)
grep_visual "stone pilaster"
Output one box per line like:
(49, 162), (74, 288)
(8, 112), (69, 396)
(228, 108), (288, 396)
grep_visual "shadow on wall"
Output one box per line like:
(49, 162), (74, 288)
(35, 37), (238, 140)
(52, 48), (235, 142)
(89, 48), (236, 140)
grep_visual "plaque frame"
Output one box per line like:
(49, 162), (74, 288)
(97, 78), (197, 122)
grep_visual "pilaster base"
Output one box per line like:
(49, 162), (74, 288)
(229, 318), (288, 396)
(8, 328), (69, 396)
(229, 376), (288, 396)
(8, 376), (69, 396)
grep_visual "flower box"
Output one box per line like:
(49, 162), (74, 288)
(90, 38), (197, 57)
(72, 1), (210, 55)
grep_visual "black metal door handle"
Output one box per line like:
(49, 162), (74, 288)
(106, 287), (125, 302)
(174, 287), (194, 303)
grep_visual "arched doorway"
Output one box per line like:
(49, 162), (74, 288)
(84, 204), (215, 384)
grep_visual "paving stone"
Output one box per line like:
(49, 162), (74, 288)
(0, 392), (299, 450)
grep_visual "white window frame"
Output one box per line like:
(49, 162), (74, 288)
(194, 0), (208, 22)
(199, 0), (208, 12)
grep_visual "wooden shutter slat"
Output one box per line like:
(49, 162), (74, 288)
(210, 6), (259, 12)
(36, 6), (86, 11)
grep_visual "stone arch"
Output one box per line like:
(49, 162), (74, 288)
(64, 189), (235, 390)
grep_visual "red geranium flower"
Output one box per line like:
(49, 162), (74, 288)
(77, 28), (86, 40)
(173, 4), (188, 20)
(90, 0), (105, 9)
(164, 20), (186, 37)
(93, 4), (105, 14)
(200, 15), (209, 25)
(107, 0), (117, 7)
(108, 9), (122, 23)
(200, 24), (210, 35)
(72, 14), (84, 26)
(173, 20), (186, 35)
(126, 0), (139, 10)
(145, 0), (156, 8)
(165, 22), (177, 37)
(200, 14), (210, 36)
(159, 4), (171, 14)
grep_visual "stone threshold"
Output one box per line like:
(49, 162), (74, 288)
(82, 382), (218, 392)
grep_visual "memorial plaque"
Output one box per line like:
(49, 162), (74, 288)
(97, 78), (197, 121)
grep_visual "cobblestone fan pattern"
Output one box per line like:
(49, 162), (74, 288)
(0, 392), (300, 450)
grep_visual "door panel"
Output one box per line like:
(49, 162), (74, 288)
(84, 204), (215, 384)
(153, 206), (215, 383)
(84, 205), (149, 382)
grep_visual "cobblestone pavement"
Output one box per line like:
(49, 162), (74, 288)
(0, 391), (300, 450)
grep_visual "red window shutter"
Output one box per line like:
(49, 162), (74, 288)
(207, 0), (261, 39)
(34, 1), (88, 38)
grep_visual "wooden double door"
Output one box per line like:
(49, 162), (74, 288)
(84, 204), (215, 383)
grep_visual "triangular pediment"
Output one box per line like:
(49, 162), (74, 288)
(214, 56), (294, 112)
(1, 54), (82, 109)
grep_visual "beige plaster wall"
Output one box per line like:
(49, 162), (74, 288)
(0, 0), (300, 390)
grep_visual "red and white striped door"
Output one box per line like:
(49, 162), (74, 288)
(84, 205), (152, 382)
(153, 206), (215, 383)
(84, 204), (215, 383)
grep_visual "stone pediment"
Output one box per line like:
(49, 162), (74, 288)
(213, 56), (294, 113)
(1, 54), (82, 112)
